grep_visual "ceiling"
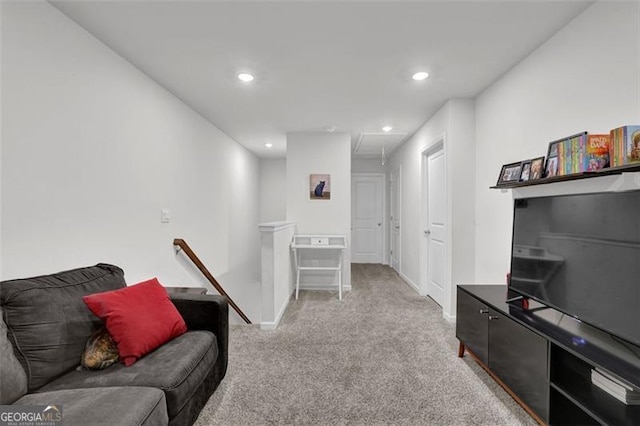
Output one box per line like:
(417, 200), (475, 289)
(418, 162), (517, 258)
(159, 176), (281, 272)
(50, 0), (593, 159)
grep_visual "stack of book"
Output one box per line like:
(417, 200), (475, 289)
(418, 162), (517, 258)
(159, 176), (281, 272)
(591, 368), (640, 405)
(610, 125), (640, 167)
(546, 132), (611, 177)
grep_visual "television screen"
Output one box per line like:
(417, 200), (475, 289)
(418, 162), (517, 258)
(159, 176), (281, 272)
(510, 190), (640, 346)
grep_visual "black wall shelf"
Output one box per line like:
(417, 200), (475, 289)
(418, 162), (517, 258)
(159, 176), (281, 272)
(491, 164), (640, 190)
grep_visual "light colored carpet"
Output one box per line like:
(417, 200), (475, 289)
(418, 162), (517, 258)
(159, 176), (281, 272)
(194, 264), (538, 426)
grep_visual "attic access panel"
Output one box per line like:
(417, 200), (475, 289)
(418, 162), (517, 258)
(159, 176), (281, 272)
(353, 133), (406, 157)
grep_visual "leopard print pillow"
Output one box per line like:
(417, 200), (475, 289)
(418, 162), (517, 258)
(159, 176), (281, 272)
(81, 327), (119, 370)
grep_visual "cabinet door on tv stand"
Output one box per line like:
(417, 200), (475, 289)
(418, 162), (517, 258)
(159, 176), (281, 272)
(488, 308), (549, 422)
(456, 290), (489, 364)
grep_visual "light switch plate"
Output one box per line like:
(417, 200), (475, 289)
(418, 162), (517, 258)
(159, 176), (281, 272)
(161, 208), (171, 223)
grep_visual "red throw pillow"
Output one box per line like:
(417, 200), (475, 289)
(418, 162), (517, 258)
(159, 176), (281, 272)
(83, 278), (187, 366)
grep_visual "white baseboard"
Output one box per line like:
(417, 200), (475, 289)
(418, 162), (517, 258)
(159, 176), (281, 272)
(443, 312), (456, 323)
(399, 272), (421, 295)
(400, 274), (456, 321)
(260, 291), (292, 331)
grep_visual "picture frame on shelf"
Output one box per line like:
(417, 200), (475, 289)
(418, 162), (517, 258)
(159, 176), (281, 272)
(529, 156), (545, 180)
(545, 141), (561, 178)
(520, 161), (532, 182)
(497, 161), (523, 186)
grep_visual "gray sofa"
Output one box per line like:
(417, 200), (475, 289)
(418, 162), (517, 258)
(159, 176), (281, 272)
(0, 264), (228, 426)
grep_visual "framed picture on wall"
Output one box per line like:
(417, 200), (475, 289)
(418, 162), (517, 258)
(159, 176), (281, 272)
(496, 162), (522, 186)
(310, 174), (331, 199)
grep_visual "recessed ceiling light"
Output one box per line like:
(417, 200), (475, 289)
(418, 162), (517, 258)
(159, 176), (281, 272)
(238, 73), (255, 82)
(412, 71), (429, 81)
(382, 126), (393, 132)
(265, 142), (273, 148)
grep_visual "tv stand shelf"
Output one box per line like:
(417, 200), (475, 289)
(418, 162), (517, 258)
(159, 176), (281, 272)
(550, 347), (640, 426)
(457, 285), (640, 426)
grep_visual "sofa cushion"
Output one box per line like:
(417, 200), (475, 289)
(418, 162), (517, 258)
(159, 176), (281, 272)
(0, 264), (126, 390)
(14, 386), (167, 426)
(0, 307), (28, 404)
(83, 277), (187, 366)
(38, 330), (218, 420)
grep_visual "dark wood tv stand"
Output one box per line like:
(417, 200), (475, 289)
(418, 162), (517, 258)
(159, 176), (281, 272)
(457, 285), (640, 426)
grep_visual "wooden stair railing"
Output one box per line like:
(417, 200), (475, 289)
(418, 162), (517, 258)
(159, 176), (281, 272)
(173, 238), (251, 324)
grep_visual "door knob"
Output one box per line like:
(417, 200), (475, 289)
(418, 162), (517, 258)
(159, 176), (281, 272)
(378, 223), (381, 226)
(424, 230), (431, 235)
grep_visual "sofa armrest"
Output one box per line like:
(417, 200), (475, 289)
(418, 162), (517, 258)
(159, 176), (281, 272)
(170, 294), (228, 376)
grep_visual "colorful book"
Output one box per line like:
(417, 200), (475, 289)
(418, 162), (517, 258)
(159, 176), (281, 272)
(557, 141), (565, 176)
(571, 136), (576, 174)
(610, 125), (640, 166)
(578, 135), (588, 172)
(573, 135), (581, 173)
(574, 133), (587, 173)
(584, 134), (610, 171)
(564, 138), (572, 175)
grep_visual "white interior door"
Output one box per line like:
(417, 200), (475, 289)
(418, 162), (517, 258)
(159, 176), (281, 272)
(424, 146), (447, 307)
(351, 175), (384, 263)
(390, 167), (401, 273)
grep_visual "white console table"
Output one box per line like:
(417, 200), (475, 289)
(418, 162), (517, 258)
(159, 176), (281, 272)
(291, 235), (347, 300)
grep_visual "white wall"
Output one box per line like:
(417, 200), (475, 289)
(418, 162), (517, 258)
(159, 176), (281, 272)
(446, 100), (476, 318)
(259, 221), (295, 330)
(1, 2), (261, 322)
(259, 158), (287, 223)
(286, 132), (351, 289)
(474, 1), (640, 284)
(387, 99), (476, 319)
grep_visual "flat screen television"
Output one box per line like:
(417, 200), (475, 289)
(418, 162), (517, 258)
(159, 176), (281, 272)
(509, 189), (640, 347)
